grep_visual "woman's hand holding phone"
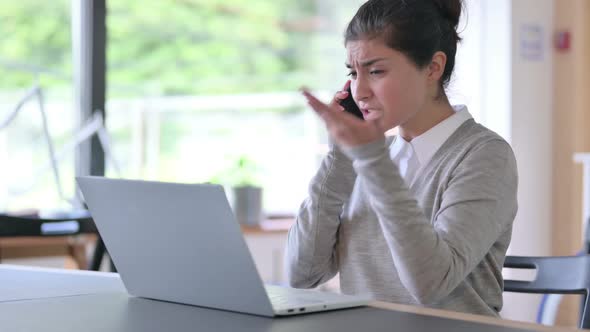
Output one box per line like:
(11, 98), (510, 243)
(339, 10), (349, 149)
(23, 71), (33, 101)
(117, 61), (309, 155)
(329, 81), (351, 112)
(336, 81), (364, 120)
(300, 81), (384, 148)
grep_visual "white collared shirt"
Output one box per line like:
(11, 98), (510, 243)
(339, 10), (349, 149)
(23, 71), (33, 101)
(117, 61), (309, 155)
(390, 105), (473, 185)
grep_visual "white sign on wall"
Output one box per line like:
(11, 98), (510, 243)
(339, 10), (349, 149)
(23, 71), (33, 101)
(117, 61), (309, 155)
(519, 24), (544, 61)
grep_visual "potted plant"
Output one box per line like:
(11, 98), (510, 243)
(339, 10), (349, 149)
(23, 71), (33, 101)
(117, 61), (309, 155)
(211, 156), (264, 226)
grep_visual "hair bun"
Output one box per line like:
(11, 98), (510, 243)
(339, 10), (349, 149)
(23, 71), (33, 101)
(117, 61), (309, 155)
(434, 0), (462, 28)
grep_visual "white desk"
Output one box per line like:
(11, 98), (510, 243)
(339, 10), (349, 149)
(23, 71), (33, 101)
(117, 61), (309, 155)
(0, 265), (581, 332)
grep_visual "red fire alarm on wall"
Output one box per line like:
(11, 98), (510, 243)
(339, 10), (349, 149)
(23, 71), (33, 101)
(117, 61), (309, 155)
(555, 30), (571, 51)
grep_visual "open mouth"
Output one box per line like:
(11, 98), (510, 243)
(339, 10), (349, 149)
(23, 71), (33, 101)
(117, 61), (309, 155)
(361, 108), (370, 117)
(360, 108), (382, 120)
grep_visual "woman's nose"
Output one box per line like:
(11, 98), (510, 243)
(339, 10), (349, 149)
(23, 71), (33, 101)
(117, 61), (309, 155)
(352, 78), (371, 102)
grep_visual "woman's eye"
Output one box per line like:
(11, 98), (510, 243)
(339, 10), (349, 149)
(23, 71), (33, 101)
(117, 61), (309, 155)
(370, 70), (384, 75)
(347, 71), (357, 78)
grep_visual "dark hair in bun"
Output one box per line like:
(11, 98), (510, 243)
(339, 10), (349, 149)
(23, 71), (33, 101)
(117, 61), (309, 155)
(345, 0), (464, 97)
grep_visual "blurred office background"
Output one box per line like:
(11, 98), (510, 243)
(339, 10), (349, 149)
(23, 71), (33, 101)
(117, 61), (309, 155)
(1, 0), (589, 328)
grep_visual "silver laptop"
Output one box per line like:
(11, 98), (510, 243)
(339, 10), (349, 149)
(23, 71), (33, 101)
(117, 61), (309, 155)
(76, 176), (371, 317)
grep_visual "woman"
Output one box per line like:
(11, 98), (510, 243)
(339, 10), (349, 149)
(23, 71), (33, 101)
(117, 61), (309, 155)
(286, 0), (518, 317)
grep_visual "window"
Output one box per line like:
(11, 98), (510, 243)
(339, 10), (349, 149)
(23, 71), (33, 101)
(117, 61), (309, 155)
(0, 1), (75, 212)
(105, 0), (364, 214)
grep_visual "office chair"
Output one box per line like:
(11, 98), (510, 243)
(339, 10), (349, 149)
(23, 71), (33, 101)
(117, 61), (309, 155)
(503, 255), (590, 329)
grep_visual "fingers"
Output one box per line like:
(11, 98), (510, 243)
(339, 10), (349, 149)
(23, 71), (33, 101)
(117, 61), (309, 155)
(330, 80), (352, 111)
(300, 86), (360, 127)
(341, 80), (351, 91)
(330, 96), (346, 112)
(300, 89), (348, 132)
(334, 90), (349, 101)
(300, 88), (331, 116)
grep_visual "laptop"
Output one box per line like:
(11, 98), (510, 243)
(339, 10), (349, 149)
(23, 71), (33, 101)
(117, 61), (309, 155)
(76, 176), (371, 317)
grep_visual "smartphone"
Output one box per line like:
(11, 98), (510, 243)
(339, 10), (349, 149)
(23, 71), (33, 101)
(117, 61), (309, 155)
(338, 86), (364, 120)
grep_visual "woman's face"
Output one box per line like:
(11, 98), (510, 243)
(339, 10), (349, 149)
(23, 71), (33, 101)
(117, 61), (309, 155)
(345, 38), (430, 131)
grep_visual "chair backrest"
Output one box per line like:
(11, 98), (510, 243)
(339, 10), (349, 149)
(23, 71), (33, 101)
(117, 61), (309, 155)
(504, 255), (590, 329)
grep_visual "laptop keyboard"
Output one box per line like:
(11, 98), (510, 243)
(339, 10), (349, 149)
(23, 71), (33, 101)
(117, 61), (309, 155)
(266, 285), (325, 308)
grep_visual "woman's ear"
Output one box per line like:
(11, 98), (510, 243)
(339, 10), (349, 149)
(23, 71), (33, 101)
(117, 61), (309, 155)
(428, 51), (447, 83)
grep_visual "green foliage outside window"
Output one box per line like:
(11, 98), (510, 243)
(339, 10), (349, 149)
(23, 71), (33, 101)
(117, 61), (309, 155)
(0, 0), (338, 97)
(0, 1), (71, 89)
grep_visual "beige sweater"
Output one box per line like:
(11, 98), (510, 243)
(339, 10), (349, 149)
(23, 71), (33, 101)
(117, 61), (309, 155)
(285, 119), (518, 316)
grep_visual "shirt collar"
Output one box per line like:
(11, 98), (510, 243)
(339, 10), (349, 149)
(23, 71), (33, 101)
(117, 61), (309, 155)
(410, 105), (472, 165)
(390, 105), (472, 165)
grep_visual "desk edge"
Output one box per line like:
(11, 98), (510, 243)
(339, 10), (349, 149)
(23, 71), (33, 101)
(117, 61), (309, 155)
(370, 301), (583, 331)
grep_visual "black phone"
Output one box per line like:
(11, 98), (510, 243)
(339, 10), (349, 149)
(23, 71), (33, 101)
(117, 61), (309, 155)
(338, 86), (364, 120)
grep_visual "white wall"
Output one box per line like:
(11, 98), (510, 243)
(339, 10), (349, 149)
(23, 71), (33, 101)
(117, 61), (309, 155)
(453, 0), (554, 323)
(448, 0), (484, 120)
(503, 0), (554, 323)
(509, 0), (554, 256)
